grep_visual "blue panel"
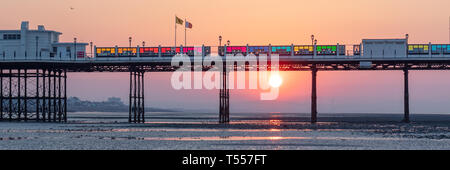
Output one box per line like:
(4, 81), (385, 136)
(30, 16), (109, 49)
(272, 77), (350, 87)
(249, 47), (255, 52)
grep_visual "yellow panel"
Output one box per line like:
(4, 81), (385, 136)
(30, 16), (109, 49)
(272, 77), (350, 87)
(419, 45), (423, 48)
(408, 46), (414, 50)
(111, 49), (115, 53)
(424, 46), (428, 50)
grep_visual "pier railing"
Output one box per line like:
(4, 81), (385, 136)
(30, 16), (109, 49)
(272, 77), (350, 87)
(2, 44), (450, 62)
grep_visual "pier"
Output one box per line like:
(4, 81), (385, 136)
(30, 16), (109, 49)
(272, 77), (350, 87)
(2, 52), (450, 123)
(1, 22), (450, 123)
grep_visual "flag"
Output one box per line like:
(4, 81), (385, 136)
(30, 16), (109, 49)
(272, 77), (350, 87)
(185, 21), (193, 29)
(175, 16), (183, 25)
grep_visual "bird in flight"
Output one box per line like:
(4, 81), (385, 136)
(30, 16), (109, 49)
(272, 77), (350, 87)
(70, 7), (74, 10)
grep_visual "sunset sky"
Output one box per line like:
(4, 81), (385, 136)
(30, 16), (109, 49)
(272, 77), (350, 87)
(2, 0), (450, 114)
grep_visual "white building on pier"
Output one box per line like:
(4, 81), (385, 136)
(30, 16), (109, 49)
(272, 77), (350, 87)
(0, 21), (87, 60)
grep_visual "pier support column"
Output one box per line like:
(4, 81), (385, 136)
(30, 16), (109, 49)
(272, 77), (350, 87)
(129, 68), (145, 123)
(403, 67), (410, 123)
(311, 65), (318, 123)
(64, 69), (67, 122)
(219, 64), (230, 123)
(0, 69), (2, 120)
(0, 68), (66, 122)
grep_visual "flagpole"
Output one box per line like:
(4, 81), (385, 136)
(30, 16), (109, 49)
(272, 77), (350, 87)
(175, 15), (177, 48)
(185, 18), (187, 47)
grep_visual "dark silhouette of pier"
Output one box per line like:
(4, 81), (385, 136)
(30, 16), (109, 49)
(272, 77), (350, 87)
(2, 45), (450, 123)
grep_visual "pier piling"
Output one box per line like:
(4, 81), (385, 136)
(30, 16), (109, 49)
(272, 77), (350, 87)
(129, 68), (145, 123)
(219, 62), (230, 123)
(311, 65), (318, 123)
(403, 67), (410, 123)
(0, 67), (66, 122)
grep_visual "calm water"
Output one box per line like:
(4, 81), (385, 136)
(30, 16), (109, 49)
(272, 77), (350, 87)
(0, 112), (449, 150)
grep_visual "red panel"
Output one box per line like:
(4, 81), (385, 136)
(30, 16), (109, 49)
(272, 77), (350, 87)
(77, 51), (85, 58)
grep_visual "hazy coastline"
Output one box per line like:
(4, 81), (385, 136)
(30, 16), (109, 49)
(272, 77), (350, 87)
(67, 97), (176, 113)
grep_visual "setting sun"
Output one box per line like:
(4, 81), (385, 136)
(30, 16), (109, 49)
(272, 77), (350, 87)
(269, 74), (283, 88)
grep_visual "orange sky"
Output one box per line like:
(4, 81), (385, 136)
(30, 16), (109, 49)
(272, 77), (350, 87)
(2, 0), (450, 114)
(1, 0), (450, 46)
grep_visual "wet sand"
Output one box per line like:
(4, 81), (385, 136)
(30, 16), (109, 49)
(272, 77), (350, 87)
(0, 112), (449, 150)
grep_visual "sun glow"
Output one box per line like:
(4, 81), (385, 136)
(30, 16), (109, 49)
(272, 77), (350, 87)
(269, 74), (283, 88)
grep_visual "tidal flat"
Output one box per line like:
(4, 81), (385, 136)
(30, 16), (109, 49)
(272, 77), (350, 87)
(0, 112), (449, 150)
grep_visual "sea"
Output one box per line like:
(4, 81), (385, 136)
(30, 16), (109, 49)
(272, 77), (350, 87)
(0, 112), (449, 150)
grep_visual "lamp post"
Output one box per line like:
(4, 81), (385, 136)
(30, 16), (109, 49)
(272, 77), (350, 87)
(219, 36), (222, 46)
(90, 42), (93, 58)
(74, 37), (77, 60)
(405, 34), (409, 57)
(311, 35), (315, 46)
(314, 39), (317, 58)
(142, 41), (145, 48)
(35, 36), (39, 59)
(227, 40), (230, 46)
(129, 37), (132, 48)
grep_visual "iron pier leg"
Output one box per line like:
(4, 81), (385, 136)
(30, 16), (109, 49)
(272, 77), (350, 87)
(311, 65), (318, 123)
(18, 69), (21, 120)
(129, 71), (132, 123)
(219, 65), (230, 124)
(53, 69), (56, 122)
(64, 69), (67, 122)
(58, 70), (62, 122)
(226, 71), (229, 123)
(133, 71), (137, 123)
(8, 69), (12, 121)
(137, 71), (141, 123)
(24, 69), (27, 121)
(403, 68), (410, 123)
(42, 69), (46, 122)
(0, 68), (65, 122)
(36, 69), (39, 121)
(219, 71), (223, 123)
(0, 69), (3, 120)
(128, 69), (145, 124)
(48, 69), (51, 121)
(141, 71), (145, 123)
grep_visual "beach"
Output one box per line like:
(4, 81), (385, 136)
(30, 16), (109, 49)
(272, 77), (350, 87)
(0, 112), (449, 150)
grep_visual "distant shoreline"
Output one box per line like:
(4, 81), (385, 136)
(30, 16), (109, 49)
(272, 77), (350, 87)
(67, 97), (177, 113)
